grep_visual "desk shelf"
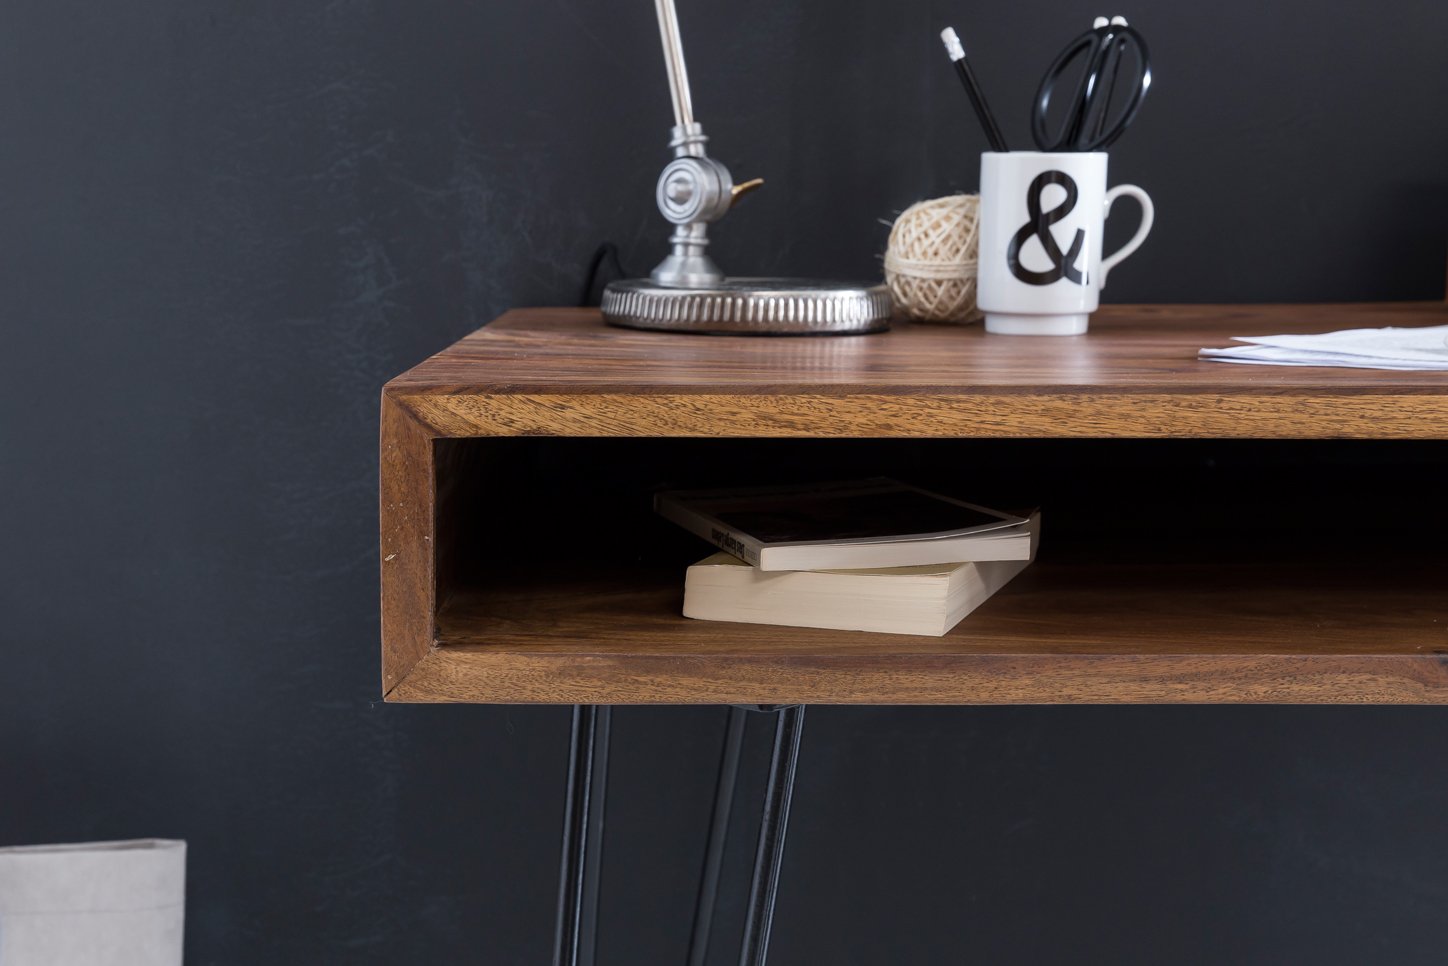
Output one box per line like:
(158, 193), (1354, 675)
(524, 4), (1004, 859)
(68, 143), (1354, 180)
(380, 304), (1448, 705)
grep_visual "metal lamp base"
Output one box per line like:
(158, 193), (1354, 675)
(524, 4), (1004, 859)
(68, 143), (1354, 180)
(602, 278), (891, 335)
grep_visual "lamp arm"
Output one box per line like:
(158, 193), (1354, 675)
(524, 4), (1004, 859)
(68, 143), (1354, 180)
(654, 0), (695, 131)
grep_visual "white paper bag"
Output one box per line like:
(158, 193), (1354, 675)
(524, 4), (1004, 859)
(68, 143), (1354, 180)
(0, 840), (185, 966)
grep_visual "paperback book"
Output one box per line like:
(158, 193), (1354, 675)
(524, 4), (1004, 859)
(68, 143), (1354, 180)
(682, 512), (1041, 635)
(655, 477), (1030, 571)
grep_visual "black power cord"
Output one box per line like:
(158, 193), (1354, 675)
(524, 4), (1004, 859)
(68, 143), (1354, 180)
(578, 242), (631, 307)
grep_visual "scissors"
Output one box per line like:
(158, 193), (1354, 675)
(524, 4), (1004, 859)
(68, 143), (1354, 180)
(1031, 16), (1151, 152)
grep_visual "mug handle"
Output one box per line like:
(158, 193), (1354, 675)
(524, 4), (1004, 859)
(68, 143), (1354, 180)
(1099, 185), (1154, 290)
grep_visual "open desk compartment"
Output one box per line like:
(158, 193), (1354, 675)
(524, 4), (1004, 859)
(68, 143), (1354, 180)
(382, 431), (1448, 705)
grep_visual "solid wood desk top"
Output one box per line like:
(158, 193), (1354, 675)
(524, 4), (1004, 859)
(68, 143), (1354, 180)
(385, 303), (1448, 439)
(378, 303), (1448, 703)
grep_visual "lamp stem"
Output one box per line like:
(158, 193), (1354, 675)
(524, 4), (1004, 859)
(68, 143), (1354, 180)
(654, 0), (696, 129)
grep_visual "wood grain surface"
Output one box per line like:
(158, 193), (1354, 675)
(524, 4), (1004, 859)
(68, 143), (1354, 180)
(383, 562), (1448, 705)
(378, 395), (437, 693)
(384, 304), (1448, 439)
(379, 303), (1448, 704)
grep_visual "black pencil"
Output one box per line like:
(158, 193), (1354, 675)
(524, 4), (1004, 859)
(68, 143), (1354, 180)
(940, 27), (1009, 152)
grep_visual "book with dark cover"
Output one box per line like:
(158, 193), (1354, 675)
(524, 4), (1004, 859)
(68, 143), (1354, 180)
(655, 478), (1030, 571)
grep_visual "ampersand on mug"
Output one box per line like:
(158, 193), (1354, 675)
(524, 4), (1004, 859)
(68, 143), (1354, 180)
(1007, 170), (1087, 286)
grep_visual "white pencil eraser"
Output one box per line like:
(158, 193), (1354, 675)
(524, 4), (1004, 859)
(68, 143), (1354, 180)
(940, 27), (965, 61)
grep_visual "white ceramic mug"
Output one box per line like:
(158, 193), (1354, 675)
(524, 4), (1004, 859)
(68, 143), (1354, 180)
(977, 151), (1153, 335)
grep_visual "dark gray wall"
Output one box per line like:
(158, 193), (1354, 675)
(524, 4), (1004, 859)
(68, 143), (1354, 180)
(2, 1), (1447, 963)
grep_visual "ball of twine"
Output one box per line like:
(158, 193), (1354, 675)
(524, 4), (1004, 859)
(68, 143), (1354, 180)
(883, 194), (982, 324)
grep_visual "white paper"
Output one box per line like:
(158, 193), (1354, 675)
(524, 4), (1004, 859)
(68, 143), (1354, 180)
(0, 840), (185, 966)
(1199, 324), (1448, 370)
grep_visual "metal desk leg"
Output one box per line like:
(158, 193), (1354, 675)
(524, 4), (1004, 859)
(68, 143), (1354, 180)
(553, 705), (611, 966)
(738, 705), (806, 966)
(687, 706), (749, 966)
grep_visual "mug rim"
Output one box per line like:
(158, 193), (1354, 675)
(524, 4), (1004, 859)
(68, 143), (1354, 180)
(981, 150), (1107, 158)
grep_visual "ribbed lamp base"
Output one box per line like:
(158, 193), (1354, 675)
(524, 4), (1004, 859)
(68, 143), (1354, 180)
(602, 278), (891, 335)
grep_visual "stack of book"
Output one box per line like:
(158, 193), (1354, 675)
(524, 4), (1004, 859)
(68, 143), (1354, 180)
(656, 478), (1040, 636)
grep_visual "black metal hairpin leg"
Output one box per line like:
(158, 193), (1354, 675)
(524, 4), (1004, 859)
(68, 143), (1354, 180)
(553, 705), (611, 966)
(738, 704), (806, 966)
(579, 705), (610, 961)
(687, 706), (749, 966)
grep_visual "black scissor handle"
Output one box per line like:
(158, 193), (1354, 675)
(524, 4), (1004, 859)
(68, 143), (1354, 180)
(1032, 24), (1151, 152)
(1032, 27), (1103, 152)
(1090, 25), (1150, 150)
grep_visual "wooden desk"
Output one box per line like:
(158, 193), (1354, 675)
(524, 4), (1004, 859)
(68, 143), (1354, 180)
(380, 303), (1448, 705)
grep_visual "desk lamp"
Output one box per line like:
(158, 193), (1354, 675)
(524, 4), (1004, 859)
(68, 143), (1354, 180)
(602, 0), (891, 335)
